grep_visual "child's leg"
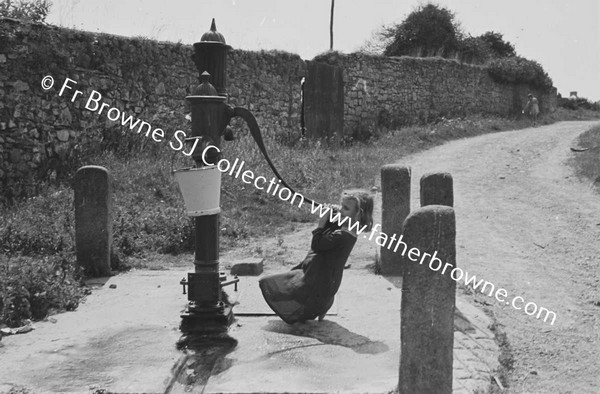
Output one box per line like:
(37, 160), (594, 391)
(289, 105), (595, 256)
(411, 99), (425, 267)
(317, 297), (335, 322)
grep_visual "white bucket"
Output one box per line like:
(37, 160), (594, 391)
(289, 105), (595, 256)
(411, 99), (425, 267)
(174, 166), (221, 216)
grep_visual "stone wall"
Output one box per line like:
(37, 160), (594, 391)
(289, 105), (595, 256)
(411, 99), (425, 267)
(0, 19), (557, 201)
(0, 18), (305, 201)
(313, 52), (557, 136)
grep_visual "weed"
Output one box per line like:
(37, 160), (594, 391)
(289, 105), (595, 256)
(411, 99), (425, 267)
(486, 311), (514, 390)
(567, 124), (600, 191)
(0, 251), (86, 327)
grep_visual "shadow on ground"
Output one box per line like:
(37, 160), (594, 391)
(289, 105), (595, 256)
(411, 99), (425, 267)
(263, 319), (389, 354)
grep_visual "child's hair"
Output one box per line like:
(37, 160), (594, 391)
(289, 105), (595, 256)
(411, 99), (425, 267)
(341, 189), (374, 231)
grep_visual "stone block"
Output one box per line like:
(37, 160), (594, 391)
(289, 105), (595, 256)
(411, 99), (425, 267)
(399, 205), (456, 394)
(421, 172), (453, 207)
(230, 258), (264, 276)
(59, 108), (72, 125)
(56, 129), (70, 142)
(9, 149), (21, 163)
(379, 164), (411, 276)
(12, 80), (29, 92)
(74, 166), (113, 277)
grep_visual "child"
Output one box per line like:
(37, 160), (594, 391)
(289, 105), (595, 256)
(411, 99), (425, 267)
(259, 189), (374, 324)
(522, 93), (540, 126)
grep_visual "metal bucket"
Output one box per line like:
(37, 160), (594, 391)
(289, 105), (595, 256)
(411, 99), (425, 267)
(174, 166), (221, 216)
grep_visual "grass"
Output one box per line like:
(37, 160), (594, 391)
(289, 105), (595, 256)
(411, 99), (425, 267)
(458, 281), (514, 392)
(568, 123), (600, 189)
(1, 107), (599, 327)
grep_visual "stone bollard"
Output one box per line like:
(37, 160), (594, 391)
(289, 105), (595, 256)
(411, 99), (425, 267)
(231, 257), (264, 276)
(420, 172), (453, 207)
(73, 165), (113, 277)
(399, 205), (456, 394)
(378, 164), (411, 276)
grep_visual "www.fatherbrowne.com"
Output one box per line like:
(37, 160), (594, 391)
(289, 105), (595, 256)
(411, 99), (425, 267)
(200, 145), (557, 326)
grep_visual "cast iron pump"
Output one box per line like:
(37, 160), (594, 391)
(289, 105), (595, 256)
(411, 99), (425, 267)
(177, 19), (317, 335)
(175, 19), (236, 335)
(177, 19), (295, 334)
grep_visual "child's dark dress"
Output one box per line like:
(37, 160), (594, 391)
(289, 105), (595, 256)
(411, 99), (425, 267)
(259, 221), (357, 324)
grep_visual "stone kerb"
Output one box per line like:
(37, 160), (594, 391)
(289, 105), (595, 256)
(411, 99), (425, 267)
(399, 205), (456, 394)
(420, 172), (454, 207)
(73, 165), (113, 277)
(379, 164), (411, 276)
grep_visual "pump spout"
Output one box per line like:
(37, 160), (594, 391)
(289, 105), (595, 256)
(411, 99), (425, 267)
(230, 106), (319, 207)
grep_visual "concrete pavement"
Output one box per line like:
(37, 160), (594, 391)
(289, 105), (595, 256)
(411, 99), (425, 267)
(0, 264), (500, 393)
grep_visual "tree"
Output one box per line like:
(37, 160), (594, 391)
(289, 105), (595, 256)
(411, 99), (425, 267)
(478, 31), (516, 58)
(383, 3), (462, 58)
(0, 0), (51, 23)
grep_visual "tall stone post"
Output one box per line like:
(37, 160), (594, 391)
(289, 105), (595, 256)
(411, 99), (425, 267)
(399, 205), (456, 394)
(73, 165), (112, 277)
(420, 172), (453, 207)
(379, 164), (411, 275)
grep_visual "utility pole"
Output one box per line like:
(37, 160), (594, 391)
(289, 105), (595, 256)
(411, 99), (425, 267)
(330, 0), (334, 50)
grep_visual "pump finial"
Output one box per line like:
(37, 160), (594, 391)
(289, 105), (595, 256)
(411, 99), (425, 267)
(193, 71), (218, 95)
(201, 18), (226, 43)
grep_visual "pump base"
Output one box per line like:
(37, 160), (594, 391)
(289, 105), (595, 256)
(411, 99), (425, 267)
(180, 304), (234, 335)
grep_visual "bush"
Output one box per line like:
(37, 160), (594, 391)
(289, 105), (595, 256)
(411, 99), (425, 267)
(558, 97), (600, 111)
(0, 252), (86, 327)
(457, 32), (516, 65)
(382, 3), (462, 58)
(486, 56), (553, 89)
(458, 36), (492, 64)
(575, 97), (600, 111)
(478, 31), (516, 58)
(559, 97), (579, 110)
(0, 0), (51, 23)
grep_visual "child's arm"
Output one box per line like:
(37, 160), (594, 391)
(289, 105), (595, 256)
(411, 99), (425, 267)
(317, 213), (329, 229)
(310, 227), (343, 252)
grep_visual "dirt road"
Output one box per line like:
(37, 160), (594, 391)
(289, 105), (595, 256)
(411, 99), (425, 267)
(396, 120), (600, 393)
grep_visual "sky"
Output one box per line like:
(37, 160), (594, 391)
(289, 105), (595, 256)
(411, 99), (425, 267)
(46, 0), (600, 101)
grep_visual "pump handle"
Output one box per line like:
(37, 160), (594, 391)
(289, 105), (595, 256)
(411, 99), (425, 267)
(232, 106), (319, 207)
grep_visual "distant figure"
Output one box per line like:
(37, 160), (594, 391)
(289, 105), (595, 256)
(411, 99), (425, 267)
(523, 93), (540, 126)
(259, 189), (374, 324)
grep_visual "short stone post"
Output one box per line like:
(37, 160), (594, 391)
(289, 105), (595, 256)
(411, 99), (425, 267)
(378, 164), (411, 276)
(420, 172), (453, 207)
(399, 205), (456, 394)
(73, 165), (113, 277)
